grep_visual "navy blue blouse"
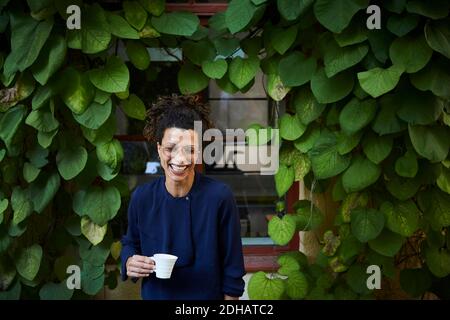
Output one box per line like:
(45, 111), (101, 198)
(120, 172), (246, 300)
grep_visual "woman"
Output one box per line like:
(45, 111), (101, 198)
(120, 95), (246, 300)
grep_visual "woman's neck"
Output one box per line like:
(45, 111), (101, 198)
(165, 173), (195, 198)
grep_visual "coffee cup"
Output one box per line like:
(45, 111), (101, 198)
(149, 254), (178, 279)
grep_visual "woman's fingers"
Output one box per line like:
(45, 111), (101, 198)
(130, 260), (154, 271)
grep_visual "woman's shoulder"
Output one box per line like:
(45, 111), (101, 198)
(130, 176), (163, 202)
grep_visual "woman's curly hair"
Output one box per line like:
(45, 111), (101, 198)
(143, 94), (213, 144)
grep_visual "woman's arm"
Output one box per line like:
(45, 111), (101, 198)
(218, 186), (246, 299)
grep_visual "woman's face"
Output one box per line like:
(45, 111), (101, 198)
(157, 128), (199, 183)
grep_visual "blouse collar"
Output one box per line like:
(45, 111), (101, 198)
(161, 171), (200, 200)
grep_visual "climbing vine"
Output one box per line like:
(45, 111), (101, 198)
(0, 0), (449, 299)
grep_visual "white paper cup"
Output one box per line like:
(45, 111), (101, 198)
(150, 254), (178, 279)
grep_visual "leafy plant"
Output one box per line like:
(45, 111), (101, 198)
(0, 0), (449, 300)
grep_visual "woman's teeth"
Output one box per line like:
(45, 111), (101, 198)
(169, 164), (188, 173)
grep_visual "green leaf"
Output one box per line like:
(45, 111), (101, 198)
(381, 200), (420, 237)
(324, 40), (369, 78)
(229, 56), (259, 89)
(246, 124), (273, 146)
(389, 34), (433, 73)
(406, 0), (449, 19)
(314, 0), (369, 33)
(138, 0), (165, 16)
(338, 234), (363, 262)
(56, 145), (88, 180)
(60, 68), (95, 115)
(437, 166), (450, 194)
(37, 130), (57, 149)
(294, 127), (321, 153)
(81, 4), (111, 54)
(73, 99), (112, 130)
(23, 162), (40, 183)
(396, 91), (443, 125)
(267, 74), (291, 101)
(293, 200), (324, 231)
(371, 94), (406, 135)
(121, 94), (146, 120)
(424, 19), (450, 59)
(278, 52), (317, 87)
(82, 185), (121, 226)
(201, 59), (227, 80)
(334, 19), (368, 47)
(351, 208), (385, 242)
(275, 164), (295, 197)
(39, 282), (73, 300)
(123, 1), (147, 30)
(11, 187), (33, 225)
(126, 40), (150, 70)
(336, 131), (362, 155)
(0, 105), (26, 150)
(342, 155), (380, 193)
(368, 28), (395, 64)
(32, 82), (57, 110)
(81, 261), (105, 295)
(408, 125), (450, 162)
(178, 63), (209, 94)
(25, 109), (59, 133)
(410, 58), (450, 99)
(213, 37), (240, 57)
(96, 139), (124, 172)
(268, 214), (296, 246)
(248, 271), (285, 300)
(339, 98), (376, 135)
(152, 12), (199, 36)
(309, 130), (351, 180)
(28, 172), (60, 214)
(362, 132), (393, 164)
(182, 40), (216, 66)
(395, 151), (418, 178)
(277, 0), (313, 21)
(346, 265), (371, 295)
(425, 247), (450, 278)
(420, 188), (450, 230)
(3, 13), (53, 77)
(225, 0), (260, 34)
(386, 13), (420, 37)
(88, 56), (130, 93)
(399, 268), (432, 298)
(357, 65), (403, 98)
(286, 271), (309, 299)
(383, 0), (407, 14)
(279, 114), (305, 141)
(385, 174), (421, 201)
(81, 116), (116, 148)
(311, 68), (354, 104)
(0, 280), (21, 300)
(368, 229), (405, 257)
(81, 216), (107, 245)
(31, 35), (66, 85)
(106, 13), (140, 39)
(14, 244), (42, 281)
(271, 25), (298, 55)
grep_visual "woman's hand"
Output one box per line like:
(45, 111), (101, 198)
(126, 255), (155, 278)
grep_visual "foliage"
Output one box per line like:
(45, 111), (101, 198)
(0, 0), (449, 300)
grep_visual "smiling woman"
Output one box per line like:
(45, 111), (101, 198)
(120, 95), (246, 300)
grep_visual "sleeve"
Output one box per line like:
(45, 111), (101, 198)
(218, 186), (246, 297)
(120, 187), (142, 282)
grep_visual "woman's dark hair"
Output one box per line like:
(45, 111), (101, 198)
(143, 94), (213, 144)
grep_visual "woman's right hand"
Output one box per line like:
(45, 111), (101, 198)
(126, 255), (155, 278)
